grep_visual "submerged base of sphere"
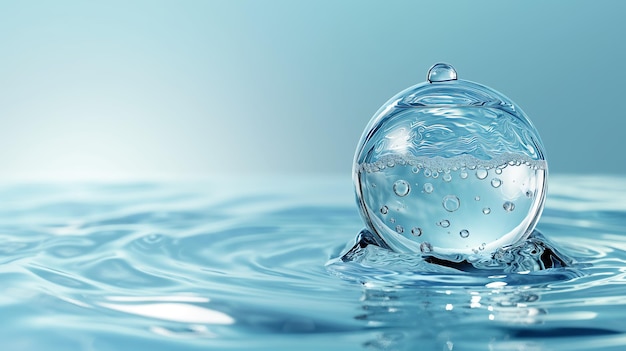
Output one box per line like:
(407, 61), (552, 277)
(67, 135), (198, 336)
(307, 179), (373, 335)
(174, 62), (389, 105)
(332, 227), (572, 276)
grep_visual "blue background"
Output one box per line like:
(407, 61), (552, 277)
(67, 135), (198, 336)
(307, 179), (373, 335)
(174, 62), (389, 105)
(1, 0), (624, 180)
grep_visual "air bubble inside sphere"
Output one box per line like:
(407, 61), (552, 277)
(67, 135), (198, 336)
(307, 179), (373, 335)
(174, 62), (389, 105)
(353, 63), (547, 259)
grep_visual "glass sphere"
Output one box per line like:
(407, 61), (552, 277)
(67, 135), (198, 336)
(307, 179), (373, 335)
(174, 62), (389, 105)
(353, 63), (547, 259)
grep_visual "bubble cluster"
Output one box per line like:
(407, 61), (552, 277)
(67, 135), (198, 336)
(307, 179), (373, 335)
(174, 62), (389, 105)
(358, 155), (545, 257)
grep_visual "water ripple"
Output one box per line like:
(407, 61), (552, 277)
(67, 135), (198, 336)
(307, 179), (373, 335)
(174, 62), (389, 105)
(0, 176), (626, 350)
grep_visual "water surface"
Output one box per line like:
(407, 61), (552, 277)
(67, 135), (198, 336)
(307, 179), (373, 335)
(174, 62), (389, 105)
(1, 175), (626, 350)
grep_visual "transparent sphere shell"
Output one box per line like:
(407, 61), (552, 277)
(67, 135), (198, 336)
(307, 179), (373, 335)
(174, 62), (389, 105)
(353, 64), (547, 259)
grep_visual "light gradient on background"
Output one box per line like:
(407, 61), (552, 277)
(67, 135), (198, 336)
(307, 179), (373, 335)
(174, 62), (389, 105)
(0, 1), (624, 180)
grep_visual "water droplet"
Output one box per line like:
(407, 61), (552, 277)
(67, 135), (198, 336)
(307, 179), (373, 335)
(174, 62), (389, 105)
(442, 195), (460, 212)
(353, 61), (549, 257)
(503, 201), (515, 212)
(393, 180), (410, 197)
(411, 227), (423, 237)
(459, 229), (470, 238)
(395, 225), (404, 234)
(380, 205), (388, 214)
(371, 183), (376, 188)
(390, 217), (396, 223)
(479, 243), (486, 251)
(420, 242), (433, 253)
(427, 63), (458, 83)
(525, 190), (533, 198)
(475, 169), (488, 180)
(423, 183), (434, 193)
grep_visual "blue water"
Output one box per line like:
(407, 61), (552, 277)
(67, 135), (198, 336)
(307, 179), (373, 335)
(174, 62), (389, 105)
(1, 175), (626, 350)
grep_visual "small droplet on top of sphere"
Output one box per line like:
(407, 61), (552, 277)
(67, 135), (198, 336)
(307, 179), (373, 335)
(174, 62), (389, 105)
(427, 63), (458, 83)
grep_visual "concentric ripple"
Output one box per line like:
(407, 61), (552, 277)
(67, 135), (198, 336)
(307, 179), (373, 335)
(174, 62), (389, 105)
(0, 176), (625, 350)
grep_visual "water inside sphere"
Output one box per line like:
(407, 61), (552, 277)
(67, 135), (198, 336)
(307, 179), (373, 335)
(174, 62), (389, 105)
(353, 63), (547, 260)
